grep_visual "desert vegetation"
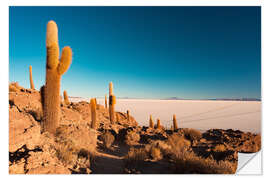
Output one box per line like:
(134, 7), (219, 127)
(9, 20), (261, 174)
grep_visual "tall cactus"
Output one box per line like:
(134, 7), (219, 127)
(29, 65), (35, 90)
(173, 114), (178, 131)
(105, 94), (108, 109)
(109, 82), (116, 124)
(127, 110), (130, 121)
(156, 118), (161, 129)
(42, 20), (72, 134)
(63, 90), (70, 105)
(149, 115), (154, 128)
(90, 98), (97, 129)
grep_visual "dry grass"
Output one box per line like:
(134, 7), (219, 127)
(173, 150), (236, 174)
(55, 137), (78, 165)
(125, 130), (140, 146)
(126, 147), (148, 162)
(124, 147), (148, 170)
(150, 147), (162, 160)
(167, 133), (191, 153)
(165, 133), (236, 174)
(54, 126), (97, 167)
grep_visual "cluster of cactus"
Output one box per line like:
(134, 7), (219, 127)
(109, 82), (116, 124)
(147, 114), (179, 131)
(41, 20), (72, 134)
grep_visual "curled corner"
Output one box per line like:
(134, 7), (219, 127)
(236, 151), (262, 174)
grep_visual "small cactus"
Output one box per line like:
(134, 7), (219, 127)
(149, 115), (154, 128)
(156, 119), (161, 129)
(109, 82), (116, 124)
(29, 65), (35, 90)
(63, 90), (70, 105)
(173, 114), (178, 131)
(95, 98), (99, 110)
(90, 98), (97, 129)
(105, 94), (108, 109)
(127, 110), (130, 121)
(42, 20), (72, 134)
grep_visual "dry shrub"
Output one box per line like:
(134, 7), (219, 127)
(125, 130), (140, 146)
(213, 144), (227, 152)
(55, 137), (78, 165)
(54, 125), (97, 167)
(126, 147), (148, 162)
(167, 134), (191, 153)
(125, 147), (148, 170)
(148, 140), (171, 153)
(150, 147), (162, 160)
(165, 133), (236, 173)
(144, 140), (171, 160)
(173, 150), (236, 174)
(100, 131), (115, 149)
(183, 128), (202, 142)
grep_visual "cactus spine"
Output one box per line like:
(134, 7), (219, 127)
(63, 90), (70, 105)
(105, 94), (108, 109)
(42, 20), (72, 134)
(156, 119), (161, 129)
(90, 98), (97, 129)
(127, 110), (130, 121)
(149, 115), (154, 128)
(29, 65), (35, 90)
(173, 114), (178, 131)
(109, 82), (116, 124)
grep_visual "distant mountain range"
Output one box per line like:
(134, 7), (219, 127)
(164, 97), (261, 101)
(69, 96), (261, 101)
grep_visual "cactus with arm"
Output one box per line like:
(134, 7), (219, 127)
(42, 20), (72, 134)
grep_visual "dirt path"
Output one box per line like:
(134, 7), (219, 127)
(91, 145), (129, 174)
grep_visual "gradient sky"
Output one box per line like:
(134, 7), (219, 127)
(9, 6), (261, 99)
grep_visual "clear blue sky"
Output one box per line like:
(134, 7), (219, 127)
(9, 6), (261, 99)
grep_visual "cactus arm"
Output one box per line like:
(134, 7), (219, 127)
(57, 46), (72, 75)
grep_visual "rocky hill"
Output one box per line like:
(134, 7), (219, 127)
(9, 83), (261, 174)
